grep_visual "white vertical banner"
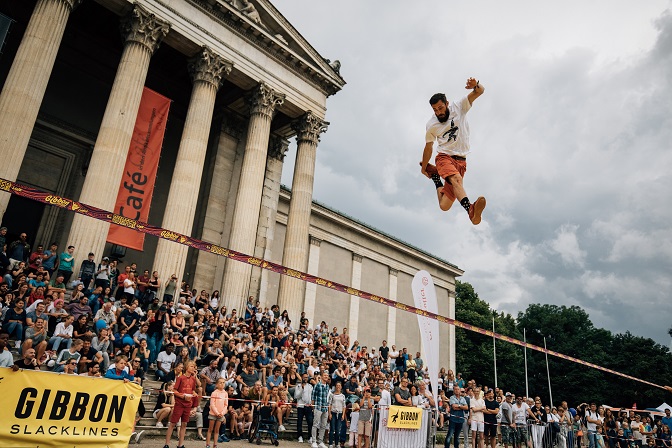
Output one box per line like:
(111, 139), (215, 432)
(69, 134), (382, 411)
(412, 270), (440, 410)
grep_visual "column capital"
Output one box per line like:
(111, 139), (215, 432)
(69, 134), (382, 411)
(292, 111), (329, 145)
(389, 268), (398, 277)
(59, 0), (84, 11)
(268, 135), (290, 161)
(120, 5), (170, 54)
(246, 82), (285, 118)
(309, 236), (322, 247)
(188, 47), (233, 90)
(352, 253), (363, 263)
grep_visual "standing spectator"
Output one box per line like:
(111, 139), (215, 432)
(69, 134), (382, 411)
(42, 243), (58, 276)
(447, 386), (469, 448)
(358, 387), (374, 448)
(57, 245), (75, 282)
(586, 403), (602, 448)
(393, 377), (412, 406)
(295, 372), (314, 444)
(136, 269), (150, 304)
(484, 388), (500, 448)
(329, 381), (347, 448)
(146, 270), (160, 302)
(0, 226), (7, 251)
(8, 232), (31, 266)
(27, 244), (44, 273)
(207, 378), (229, 446)
(164, 273), (178, 302)
(164, 360), (201, 448)
(94, 257), (111, 289)
(311, 370), (331, 448)
(500, 393), (515, 448)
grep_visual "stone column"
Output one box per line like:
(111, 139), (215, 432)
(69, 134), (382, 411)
(250, 136), (289, 302)
(192, 114), (247, 293)
(221, 83), (284, 311)
(276, 112), (328, 322)
(0, 0), (82, 217)
(153, 47), (232, 293)
(302, 236), (322, 327)
(387, 268), (398, 345)
(348, 253), (363, 344)
(65, 6), (169, 265)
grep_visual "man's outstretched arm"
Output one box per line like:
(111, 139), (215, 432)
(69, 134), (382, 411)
(466, 77), (484, 105)
(420, 141), (434, 178)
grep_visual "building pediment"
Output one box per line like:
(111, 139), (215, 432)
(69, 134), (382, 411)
(192, 0), (345, 96)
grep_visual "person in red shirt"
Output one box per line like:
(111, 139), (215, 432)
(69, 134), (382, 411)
(164, 360), (201, 448)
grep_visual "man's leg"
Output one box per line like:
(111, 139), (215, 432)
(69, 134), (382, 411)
(312, 409), (320, 444)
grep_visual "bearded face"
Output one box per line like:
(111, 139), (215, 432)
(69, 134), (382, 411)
(432, 100), (450, 123)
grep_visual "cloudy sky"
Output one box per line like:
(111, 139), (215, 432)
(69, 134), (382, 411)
(275, 1), (672, 346)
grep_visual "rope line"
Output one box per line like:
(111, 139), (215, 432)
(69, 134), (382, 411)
(0, 177), (665, 390)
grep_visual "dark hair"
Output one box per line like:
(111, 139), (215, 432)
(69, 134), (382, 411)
(429, 93), (447, 105)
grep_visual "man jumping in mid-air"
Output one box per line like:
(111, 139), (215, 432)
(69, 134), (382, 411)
(420, 77), (486, 225)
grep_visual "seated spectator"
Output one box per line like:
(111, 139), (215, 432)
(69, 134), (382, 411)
(3, 298), (27, 348)
(12, 346), (39, 371)
(105, 354), (135, 382)
(200, 357), (222, 395)
(92, 326), (113, 371)
(66, 292), (92, 321)
(156, 343), (177, 382)
(0, 338), (14, 367)
(22, 316), (49, 365)
(49, 315), (75, 353)
(72, 314), (94, 340)
(77, 336), (103, 374)
(132, 338), (150, 373)
(53, 338), (83, 372)
(80, 361), (102, 377)
(266, 365), (284, 389)
(154, 381), (175, 427)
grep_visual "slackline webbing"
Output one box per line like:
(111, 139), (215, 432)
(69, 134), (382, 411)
(0, 177), (665, 390)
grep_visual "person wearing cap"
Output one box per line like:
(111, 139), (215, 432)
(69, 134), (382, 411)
(500, 393), (515, 448)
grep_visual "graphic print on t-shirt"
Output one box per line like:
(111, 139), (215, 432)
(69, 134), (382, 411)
(441, 119), (459, 142)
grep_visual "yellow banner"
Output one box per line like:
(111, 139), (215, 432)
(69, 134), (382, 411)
(387, 405), (423, 429)
(0, 367), (142, 448)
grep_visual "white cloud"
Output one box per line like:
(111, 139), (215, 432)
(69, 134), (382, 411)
(277, 1), (672, 344)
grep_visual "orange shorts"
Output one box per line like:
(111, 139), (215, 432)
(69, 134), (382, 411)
(435, 153), (467, 203)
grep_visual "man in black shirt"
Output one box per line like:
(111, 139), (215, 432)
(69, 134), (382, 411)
(13, 347), (40, 371)
(379, 340), (390, 364)
(484, 389), (500, 448)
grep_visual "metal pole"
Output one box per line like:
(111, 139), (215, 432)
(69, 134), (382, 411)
(493, 316), (498, 389)
(544, 337), (553, 406)
(524, 328), (529, 398)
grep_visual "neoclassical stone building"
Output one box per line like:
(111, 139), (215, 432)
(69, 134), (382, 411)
(0, 0), (460, 369)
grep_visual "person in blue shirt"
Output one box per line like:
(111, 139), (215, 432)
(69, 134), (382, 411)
(662, 409), (672, 434)
(267, 366), (284, 389)
(105, 354), (136, 382)
(446, 385), (468, 448)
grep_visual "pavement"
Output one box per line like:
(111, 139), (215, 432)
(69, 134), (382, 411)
(135, 436), (308, 448)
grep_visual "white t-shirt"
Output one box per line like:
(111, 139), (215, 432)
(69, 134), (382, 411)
(123, 278), (134, 294)
(513, 402), (530, 424)
(471, 397), (485, 422)
(586, 410), (602, 431)
(425, 96), (472, 157)
(156, 351), (176, 372)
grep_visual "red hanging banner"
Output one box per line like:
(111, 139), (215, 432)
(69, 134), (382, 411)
(107, 87), (170, 251)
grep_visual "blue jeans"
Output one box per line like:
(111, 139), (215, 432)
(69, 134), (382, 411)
(329, 412), (345, 445)
(588, 430), (597, 448)
(5, 322), (23, 341)
(446, 419), (464, 448)
(147, 332), (163, 364)
(49, 336), (72, 352)
(89, 296), (101, 317)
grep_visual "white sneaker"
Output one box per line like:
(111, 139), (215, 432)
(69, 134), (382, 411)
(298, 436), (304, 443)
(279, 425), (286, 432)
(311, 443), (319, 448)
(155, 421), (164, 427)
(135, 430), (145, 444)
(129, 431), (137, 444)
(15, 340), (21, 349)
(319, 443), (328, 448)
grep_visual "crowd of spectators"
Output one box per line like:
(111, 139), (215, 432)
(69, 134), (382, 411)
(2, 230), (671, 448)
